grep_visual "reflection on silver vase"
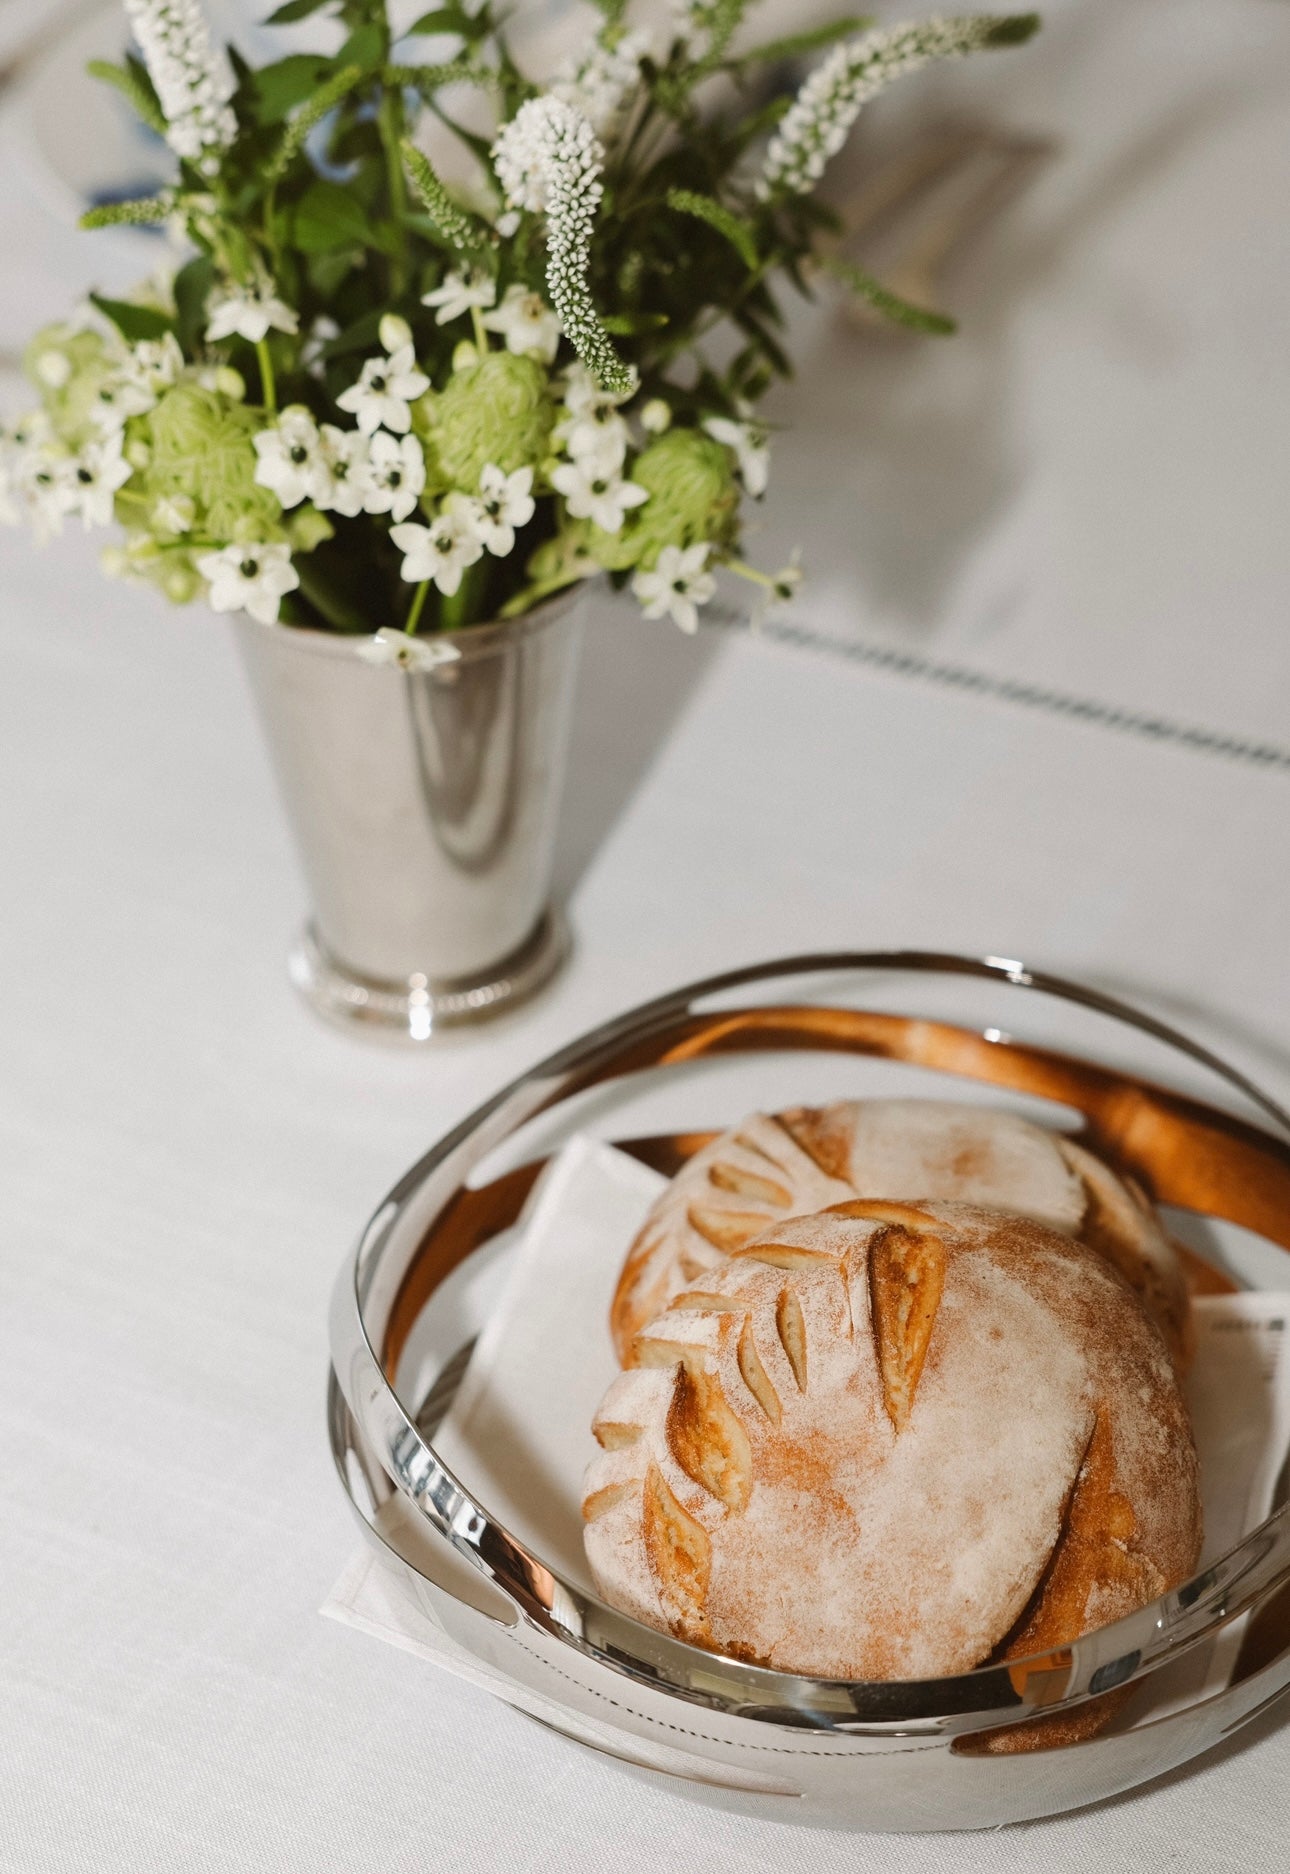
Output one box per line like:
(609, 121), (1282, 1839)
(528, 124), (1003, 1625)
(234, 586), (585, 1037)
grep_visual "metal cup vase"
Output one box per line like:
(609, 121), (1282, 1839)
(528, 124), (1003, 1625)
(234, 587), (585, 1038)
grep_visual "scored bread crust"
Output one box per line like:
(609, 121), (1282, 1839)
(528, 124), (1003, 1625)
(585, 1201), (1201, 1691)
(610, 1100), (1190, 1369)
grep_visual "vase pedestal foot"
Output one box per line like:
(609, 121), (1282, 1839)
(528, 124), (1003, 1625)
(287, 911), (570, 1040)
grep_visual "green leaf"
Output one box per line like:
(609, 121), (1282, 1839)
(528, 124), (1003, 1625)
(406, 6), (491, 40)
(665, 189), (758, 269)
(86, 57), (166, 136)
(292, 178), (375, 251)
(89, 294), (175, 343)
(252, 54), (334, 123)
(173, 255), (216, 355)
(731, 18), (870, 69)
(265, 0), (335, 21)
(337, 23), (388, 71)
(825, 257), (956, 335)
(319, 307), (385, 361)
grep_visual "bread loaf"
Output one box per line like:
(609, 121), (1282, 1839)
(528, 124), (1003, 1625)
(611, 1100), (1189, 1368)
(585, 1201), (1201, 1703)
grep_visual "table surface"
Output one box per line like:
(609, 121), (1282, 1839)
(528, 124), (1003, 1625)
(3, 2), (1290, 1870)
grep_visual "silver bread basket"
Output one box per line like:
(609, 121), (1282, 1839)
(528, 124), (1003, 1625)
(327, 952), (1290, 1831)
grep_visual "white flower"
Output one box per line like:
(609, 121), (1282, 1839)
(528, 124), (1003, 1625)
(640, 398), (672, 435)
(87, 374), (155, 435)
(632, 542), (716, 633)
(390, 503), (484, 596)
(206, 281), (300, 345)
(495, 209), (521, 238)
(33, 349), (72, 390)
(421, 268), (497, 326)
(152, 491), (195, 535)
(121, 332), (185, 399)
(67, 433), (134, 528)
(336, 345), (429, 436)
(471, 463), (535, 556)
(481, 284), (561, 364)
(760, 20), (1021, 200)
(253, 406), (329, 510)
(770, 550), (803, 602)
(556, 360), (634, 472)
(491, 96), (631, 394)
(361, 430), (426, 523)
(551, 459), (648, 533)
(704, 412), (770, 498)
(122, 0), (236, 172)
(316, 425), (371, 517)
(197, 542), (299, 624)
(557, 404), (629, 476)
(356, 627), (462, 670)
(550, 28), (651, 136)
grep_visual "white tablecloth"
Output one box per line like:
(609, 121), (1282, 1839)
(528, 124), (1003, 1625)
(2, 2), (1289, 1869)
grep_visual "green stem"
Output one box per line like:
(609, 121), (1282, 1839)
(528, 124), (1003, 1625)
(378, 87), (410, 300)
(294, 558), (371, 632)
(726, 557), (774, 590)
(255, 338), (277, 417)
(470, 303), (488, 353)
(403, 578), (430, 636)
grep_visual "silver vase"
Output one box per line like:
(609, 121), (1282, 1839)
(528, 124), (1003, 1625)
(234, 587), (584, 1038)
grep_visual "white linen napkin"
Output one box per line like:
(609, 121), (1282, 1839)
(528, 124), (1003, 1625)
(324, 1137), (1290, 1723)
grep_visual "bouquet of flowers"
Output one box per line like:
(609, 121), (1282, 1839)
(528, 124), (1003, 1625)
(0, 1), (1036, 663)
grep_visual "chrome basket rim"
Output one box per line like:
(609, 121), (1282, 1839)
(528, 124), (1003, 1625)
(327, 950), (1290, 1738)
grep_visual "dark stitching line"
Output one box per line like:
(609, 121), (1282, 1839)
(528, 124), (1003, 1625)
(704, 612), (1290, 774)
(507, 1633), (938, 1757)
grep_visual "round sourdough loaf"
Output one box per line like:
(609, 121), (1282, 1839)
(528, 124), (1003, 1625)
(584, 1201), (1201, 1702)
(610, 1100), (1189, 1368)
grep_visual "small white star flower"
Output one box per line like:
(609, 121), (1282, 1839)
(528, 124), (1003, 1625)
(421, 268), (498, 326)
(67, 433), (134, 528)
(632, 541), (717, 633)
(336, 345), (430, 436)
(206, 281), (300, 345)
(551, 460), (648, 533)
(704, 413), (771, 497)
(481, 284), (561, 364)
(356, 627), (462, 670)
(770, 550), (803, 602)
(122, 333), (185, 398)
(253, 406), (329, 510)
(361, 430), (426, 523)
(390, 503), (484, 596)
(86, 374), (155, 436)
(152, 492), (196, 535)
(472, 463), (535, 557)
(197, 542), (300, 624)
(316, 425), (371, 517)
(13, 443), (76, 541)
(556, 405), (630, 475)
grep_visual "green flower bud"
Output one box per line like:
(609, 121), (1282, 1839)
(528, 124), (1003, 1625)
(162, 559), (203, 604)
(25, 324), (116, 448)
(415, 351), (554, 495)
(285, 505), (335, 554)
(618, 428), (738, 569)
(140, 382), (282, 543)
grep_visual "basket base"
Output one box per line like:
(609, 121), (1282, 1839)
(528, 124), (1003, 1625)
(288, 911), (569, 1039)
